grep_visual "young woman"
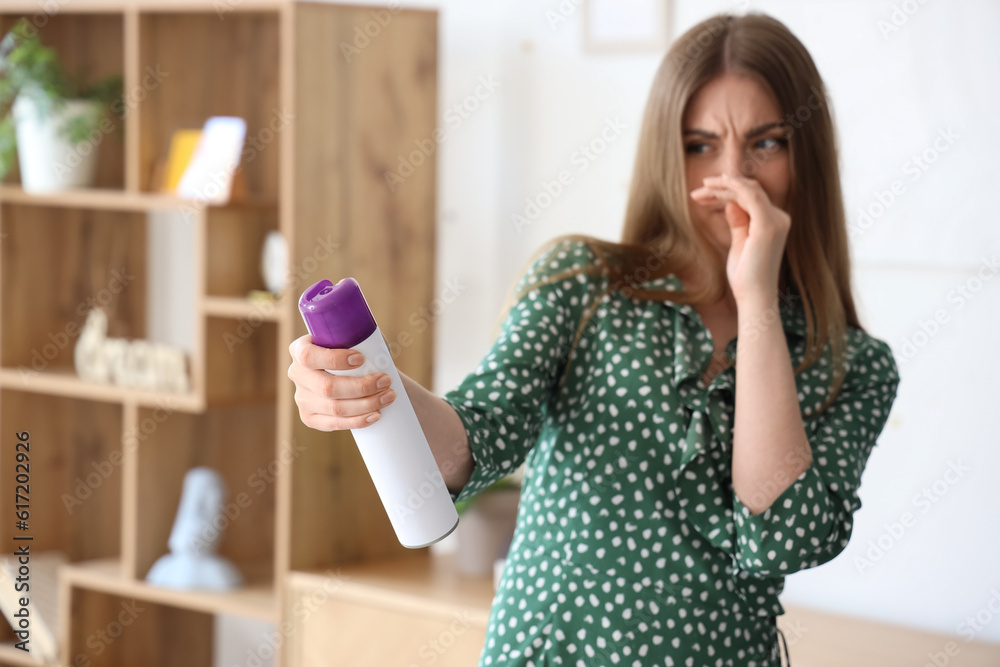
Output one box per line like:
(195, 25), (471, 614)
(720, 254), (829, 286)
(287, 11), (901, 667)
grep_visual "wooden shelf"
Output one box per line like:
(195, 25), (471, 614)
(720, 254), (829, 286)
(0, 367), (276, 412)
(290, 553), (494, 625)
(0, 0), (287, 11)
(202, 296), (283, 322)
(0, 184), (276, 212)
(63, 559), (277, 623)
(0, 367), (204, 411)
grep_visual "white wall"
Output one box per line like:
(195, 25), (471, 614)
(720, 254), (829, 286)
(187, 0), (998, 658)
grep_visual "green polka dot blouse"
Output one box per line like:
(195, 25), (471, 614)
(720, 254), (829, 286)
(442, 237), (901, 667)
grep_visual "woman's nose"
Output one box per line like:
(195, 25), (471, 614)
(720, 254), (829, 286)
(721, 145), (750, 179)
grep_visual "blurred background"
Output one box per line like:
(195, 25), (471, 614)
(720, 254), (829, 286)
(0, 0), (996, 665)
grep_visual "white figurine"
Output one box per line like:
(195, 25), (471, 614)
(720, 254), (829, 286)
(260, 230), (288, 296)
(146, 467), (243, 590)
(73, 307), (190, 393)
(74, 308), (109, 383)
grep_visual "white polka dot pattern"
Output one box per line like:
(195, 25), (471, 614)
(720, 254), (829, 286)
(443, 238), (901, 666)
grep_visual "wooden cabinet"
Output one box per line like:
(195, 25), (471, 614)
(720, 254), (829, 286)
(287, 555), (493, 667)
(0, 2), (492, 665)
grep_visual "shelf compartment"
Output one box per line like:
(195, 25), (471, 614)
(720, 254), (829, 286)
(129, 403), (277, 586)
(63, 583), (213, 667)
(204, 205), (280, 298)
(203, 317), (277, 406)
(0, 392), (121, 562)
(0, 13), (125, 191)
(0, 200), (206, 410)
(138, 11), (281, 199)
(0, 203), (147, 371)
(64, 559), (276, 622)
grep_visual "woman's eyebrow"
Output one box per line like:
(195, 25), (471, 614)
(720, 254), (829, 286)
(682, 121), (787, 139)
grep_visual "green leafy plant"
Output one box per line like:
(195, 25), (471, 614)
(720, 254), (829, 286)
(0, 18), (123, 179)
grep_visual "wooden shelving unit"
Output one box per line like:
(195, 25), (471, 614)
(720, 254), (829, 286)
(61, 559), (277, 622)
(0, 2), (495, 665)
(287, 554), (493, 666)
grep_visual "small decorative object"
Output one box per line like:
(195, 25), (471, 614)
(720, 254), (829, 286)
(260, 230), (288, 296)
(0, 18), (123, 191)
(247, 290), (277, 307)
(160, 129), (203, 193)
(176, 116), (247, 205)
(74, 307), (190, 393)
(146, 467), (243, 591)
(583, 0), (671, 54)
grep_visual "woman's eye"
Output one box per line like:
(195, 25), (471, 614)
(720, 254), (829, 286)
(755, 137), (788, 151)
(685, 138), (787, 156)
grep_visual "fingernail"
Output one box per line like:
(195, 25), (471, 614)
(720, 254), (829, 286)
(348, 353), (364, 366)
(367, 412), (381, 423)
(380, 389), (396, 405)
(376, 375), (391, 389)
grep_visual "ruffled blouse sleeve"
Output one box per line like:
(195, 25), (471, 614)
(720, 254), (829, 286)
(730, 335), (901, 578)
(441, 238), (606, 504)
(671, 314), (901, 617)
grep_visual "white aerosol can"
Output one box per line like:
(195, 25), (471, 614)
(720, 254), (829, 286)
(298, 278), (459, 548)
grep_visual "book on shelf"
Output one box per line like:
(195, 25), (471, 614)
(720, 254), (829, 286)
(0, 549), (66, 661)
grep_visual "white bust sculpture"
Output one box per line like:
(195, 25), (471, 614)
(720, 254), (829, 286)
(146, 467), (243, 590)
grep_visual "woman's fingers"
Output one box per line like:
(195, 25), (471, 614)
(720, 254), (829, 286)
(297, 408), (385, 432)
(700, 174), (777, 225)
(690, 183), (736, 208)
(295, 382), (396, 417)
(288, 334), (366, 372)
(292, 376), (397, 431)
(294, 384), (396, 427)
(286, 333), (400, 432)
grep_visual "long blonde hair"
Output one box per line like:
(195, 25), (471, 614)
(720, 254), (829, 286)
(495, 12), (862, 418)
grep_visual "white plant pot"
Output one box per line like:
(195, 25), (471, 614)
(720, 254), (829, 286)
(454, 488), (520, 577)
(12, 94), (102, 193)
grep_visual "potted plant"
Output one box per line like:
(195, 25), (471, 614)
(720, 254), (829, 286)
(452, 470), (523, 577)
(0, 18), (122, 192)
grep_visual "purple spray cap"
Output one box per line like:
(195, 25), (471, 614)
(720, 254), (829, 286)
(298, 278), (378, 349)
